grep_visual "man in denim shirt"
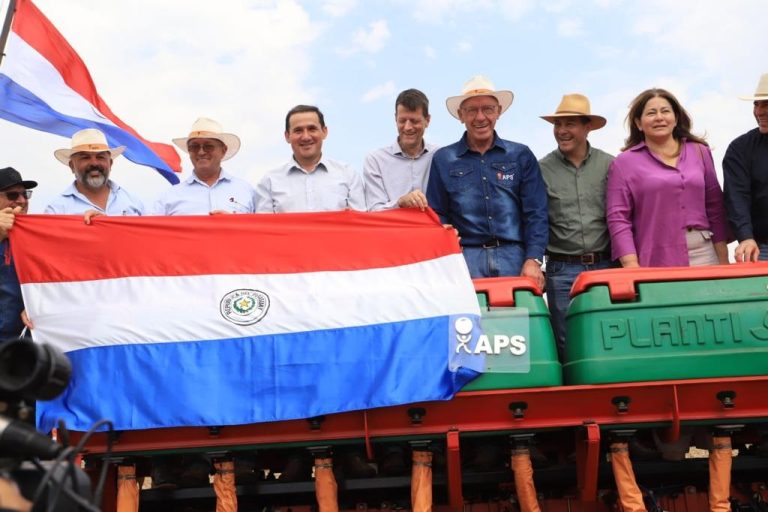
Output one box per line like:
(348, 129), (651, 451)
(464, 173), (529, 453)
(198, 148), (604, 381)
(0, 167), (37, 341)
(427, 76), (547, 288)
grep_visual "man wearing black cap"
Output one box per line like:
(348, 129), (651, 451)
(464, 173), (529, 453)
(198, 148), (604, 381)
(0, 167), (37, 340)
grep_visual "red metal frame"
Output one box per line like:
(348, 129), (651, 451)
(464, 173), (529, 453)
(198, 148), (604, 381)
(445, 430), (462, 510)
(81, 374), (768, 511)
(575, 423), (600, 503)
(75, 375), (768, 455)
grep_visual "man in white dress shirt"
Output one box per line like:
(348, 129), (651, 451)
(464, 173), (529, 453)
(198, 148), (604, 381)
(363, 89), (437, 211)
(256, 105), (364, 213)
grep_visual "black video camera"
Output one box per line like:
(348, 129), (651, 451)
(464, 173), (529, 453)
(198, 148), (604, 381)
(0, 339), (95, 511)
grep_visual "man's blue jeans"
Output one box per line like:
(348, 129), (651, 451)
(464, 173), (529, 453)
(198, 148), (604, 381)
(462, 243), (525, 278)
(545, 258), (613, 360)
(759, 242), (768, 261)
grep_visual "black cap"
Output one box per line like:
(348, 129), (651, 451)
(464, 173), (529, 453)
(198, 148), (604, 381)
(0, 167), (37, 191)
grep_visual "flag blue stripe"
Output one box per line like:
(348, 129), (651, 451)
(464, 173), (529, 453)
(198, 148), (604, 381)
(0, 75), (179, 184)
(37, 316), (481, 432)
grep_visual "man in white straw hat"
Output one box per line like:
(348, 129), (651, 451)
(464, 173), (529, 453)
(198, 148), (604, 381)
(426, 75), (548, 288)
(256, 105), (364, 213)
(153, 117), (258, 215)
(724, 73), (768, 263)
(538, 93), (614, 359)
(45, 128), (144, 215)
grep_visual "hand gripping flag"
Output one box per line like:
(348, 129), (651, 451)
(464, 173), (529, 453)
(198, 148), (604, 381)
(0, 0), (181, 183)
(11, 210), (484, 432)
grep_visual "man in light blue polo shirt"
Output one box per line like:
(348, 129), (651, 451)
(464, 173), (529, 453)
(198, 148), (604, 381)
(256, 105), (364, 213)
(363, 89), (437, 211)
(153, 118), (258, 215)
(45, 129), (144, 215)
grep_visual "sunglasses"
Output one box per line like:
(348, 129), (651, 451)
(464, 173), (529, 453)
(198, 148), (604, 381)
(2, 190), (33, 201)
(187, 143), (222, 153)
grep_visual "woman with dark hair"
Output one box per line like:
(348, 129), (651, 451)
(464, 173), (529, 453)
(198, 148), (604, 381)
(606, 88), (730, 267)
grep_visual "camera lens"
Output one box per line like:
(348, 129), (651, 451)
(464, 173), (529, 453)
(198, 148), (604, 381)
(0, 340), (71, 401)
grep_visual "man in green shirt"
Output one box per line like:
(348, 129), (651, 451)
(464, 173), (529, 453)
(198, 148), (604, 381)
(539, 94), (615, 360)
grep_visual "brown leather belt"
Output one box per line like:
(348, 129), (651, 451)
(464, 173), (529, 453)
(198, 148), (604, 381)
(545, 251), (610, 265)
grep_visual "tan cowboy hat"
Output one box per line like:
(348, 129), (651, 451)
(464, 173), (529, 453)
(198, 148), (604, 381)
(540, 93), (607, 129)
(740, 73), (768, 101)
(446, 75), (514, 120)
(173, 117), (241, 160)
(54, 128), (126, 165)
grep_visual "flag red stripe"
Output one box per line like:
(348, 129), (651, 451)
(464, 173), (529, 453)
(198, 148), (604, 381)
(11, 209), (462, 283)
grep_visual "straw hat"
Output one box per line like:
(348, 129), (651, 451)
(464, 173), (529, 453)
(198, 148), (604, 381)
(740, 73), (768, 101)
(540, 93), (607, 129)
(446, 76), (514, 120)
(54, 129), (126, 165)
(173, 118), (241, 160)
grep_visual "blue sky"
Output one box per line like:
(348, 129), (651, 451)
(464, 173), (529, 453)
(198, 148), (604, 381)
(0, 0), (764, 212)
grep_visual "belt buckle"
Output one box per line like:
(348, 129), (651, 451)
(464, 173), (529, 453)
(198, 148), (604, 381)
(581, 253), (596, 265)
(482, 239), (501, 249)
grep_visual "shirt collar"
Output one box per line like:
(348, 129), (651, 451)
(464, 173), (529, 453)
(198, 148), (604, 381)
(391, 139), (430, 158)
(457, 131), (502, 156)
(63, 179), (118, 198)
(185, 170), (231, 185)
(289, 156), (328, 174)
(555, 142), (594, 165)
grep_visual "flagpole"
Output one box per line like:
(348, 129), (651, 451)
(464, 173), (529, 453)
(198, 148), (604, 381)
(0, 0), (18, 68)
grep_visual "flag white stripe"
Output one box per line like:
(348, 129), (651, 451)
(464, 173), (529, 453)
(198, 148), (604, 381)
(2, 33), (116, 125)
(23, 254), (479, 352)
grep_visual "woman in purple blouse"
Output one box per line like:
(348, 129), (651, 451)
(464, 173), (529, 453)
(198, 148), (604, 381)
(606, 88), (730, 267)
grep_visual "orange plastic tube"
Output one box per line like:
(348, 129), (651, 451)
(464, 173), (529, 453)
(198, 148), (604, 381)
(709, 436), (732, 512)
(116, 465), (139, 512)
(314, 457), (339, 512)
(213, 460), (237, 512)
(411, 450), (433, 512)
(609, 442), (647, 512)
(511, 448), (541, 512)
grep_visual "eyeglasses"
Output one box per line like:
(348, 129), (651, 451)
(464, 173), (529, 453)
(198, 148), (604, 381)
(2, 190), (32, 201)
(188, 143), (221, 153)
(461, 105), (499, 118)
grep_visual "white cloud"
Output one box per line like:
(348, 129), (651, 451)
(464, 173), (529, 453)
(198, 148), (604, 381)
(408, 0), (535, 23)
(338, 19), (391, 56)
(497, 0), (537, 20)
(361, 81), (397, 103)
(541, 0), (572, 14)
(457, 40), (473, 53)
(629, 0), (762, 75)
(322, 0), (357, 17)
(424, 45), (437, 59)
(557, 18), (583, 37)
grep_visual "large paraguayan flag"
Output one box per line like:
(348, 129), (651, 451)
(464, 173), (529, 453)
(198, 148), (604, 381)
(11, 210), (484, 432)
(0, 0), (181, 183)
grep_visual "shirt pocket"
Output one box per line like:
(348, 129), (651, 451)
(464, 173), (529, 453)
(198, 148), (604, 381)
(446, 167), (474, 193)
(491, 162), (519, 191)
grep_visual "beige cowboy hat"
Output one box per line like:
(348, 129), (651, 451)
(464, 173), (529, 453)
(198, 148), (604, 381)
(446, 75), (514, 120)
(540, 93), (607, 129)
(54, 128), (126, 165)
(173, 117), (241, 160)
(740, 73), (768, 101)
